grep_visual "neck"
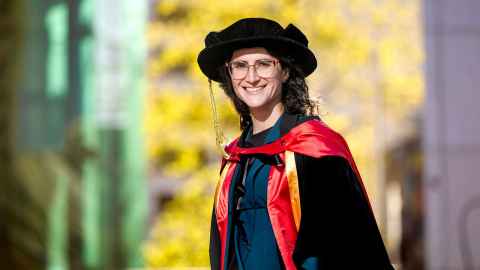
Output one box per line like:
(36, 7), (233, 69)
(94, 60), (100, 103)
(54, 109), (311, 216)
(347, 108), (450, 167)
(250, 102), (285, 135)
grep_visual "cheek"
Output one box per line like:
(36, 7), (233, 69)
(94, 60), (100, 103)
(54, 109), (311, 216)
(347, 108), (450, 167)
(231, 82), (247, 104)
(272, 81), (284, 96)
(231, 82), (242, 97)
(270, 73), (284, 92)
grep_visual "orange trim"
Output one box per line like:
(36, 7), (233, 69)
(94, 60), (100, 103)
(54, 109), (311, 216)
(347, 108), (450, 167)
(285, 150), (301, 231)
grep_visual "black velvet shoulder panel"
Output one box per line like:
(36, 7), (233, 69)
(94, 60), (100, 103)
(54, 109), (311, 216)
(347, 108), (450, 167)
(292, 154), (394, 269)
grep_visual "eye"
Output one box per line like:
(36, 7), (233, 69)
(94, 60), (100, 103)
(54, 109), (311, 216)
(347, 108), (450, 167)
(256, 59), (274, 67)
(230, 61), (248, 69)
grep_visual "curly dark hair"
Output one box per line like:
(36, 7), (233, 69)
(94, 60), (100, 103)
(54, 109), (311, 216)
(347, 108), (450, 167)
(217, 48), (318, 130)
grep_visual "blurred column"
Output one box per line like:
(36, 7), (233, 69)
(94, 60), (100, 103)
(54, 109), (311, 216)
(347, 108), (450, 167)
(82, 0), (148, 269)
(423, 0), (480, 269)
(0, 0), (25, 269)
(45, 3), (69, 270)
(79, 0), (102, 267)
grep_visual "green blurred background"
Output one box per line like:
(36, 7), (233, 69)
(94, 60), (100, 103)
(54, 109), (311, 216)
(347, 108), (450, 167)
(0, 0), (424, 269)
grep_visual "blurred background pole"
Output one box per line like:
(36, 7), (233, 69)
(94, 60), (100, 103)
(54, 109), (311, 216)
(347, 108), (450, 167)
(371, 35), (388, 242)
(46, 3), (69, 269)
(82, 0), (148, 269)
(373, 63), (387, 239)
(0, 0), (24, 268)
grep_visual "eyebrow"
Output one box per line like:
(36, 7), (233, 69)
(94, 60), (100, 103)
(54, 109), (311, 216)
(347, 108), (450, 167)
(230, 58), (276, 63)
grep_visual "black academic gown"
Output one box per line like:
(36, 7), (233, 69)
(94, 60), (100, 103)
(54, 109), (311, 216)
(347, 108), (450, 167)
(210, 113), (394, 270)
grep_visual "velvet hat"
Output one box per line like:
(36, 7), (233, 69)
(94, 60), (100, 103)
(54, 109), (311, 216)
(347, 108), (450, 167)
(197, 17), (317, 82)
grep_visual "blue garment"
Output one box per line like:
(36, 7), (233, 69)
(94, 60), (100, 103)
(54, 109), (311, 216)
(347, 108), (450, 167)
(233, 114), (285, 270)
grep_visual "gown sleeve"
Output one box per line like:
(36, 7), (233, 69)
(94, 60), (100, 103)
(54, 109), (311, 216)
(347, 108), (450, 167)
(209, 207), (221, 270)
(292, 154), (394, 270)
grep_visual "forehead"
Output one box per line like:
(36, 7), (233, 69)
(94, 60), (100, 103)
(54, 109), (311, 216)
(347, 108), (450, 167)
(230, 47), (275, 62)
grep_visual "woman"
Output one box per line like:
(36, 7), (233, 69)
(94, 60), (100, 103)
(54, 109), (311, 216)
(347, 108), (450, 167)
(197, 18), (393, 270)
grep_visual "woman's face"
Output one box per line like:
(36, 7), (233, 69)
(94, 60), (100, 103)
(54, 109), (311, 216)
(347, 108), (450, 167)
(228, 47), (288, 114)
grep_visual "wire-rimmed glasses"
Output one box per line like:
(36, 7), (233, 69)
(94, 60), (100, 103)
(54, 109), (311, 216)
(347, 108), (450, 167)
(226, 59), (279, 79)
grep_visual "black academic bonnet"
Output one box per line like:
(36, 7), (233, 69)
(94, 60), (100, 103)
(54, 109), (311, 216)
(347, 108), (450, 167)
(197, 17), (317, 82)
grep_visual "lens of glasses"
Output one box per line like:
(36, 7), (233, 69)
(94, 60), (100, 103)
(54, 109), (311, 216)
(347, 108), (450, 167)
(228, 59), (276, 79)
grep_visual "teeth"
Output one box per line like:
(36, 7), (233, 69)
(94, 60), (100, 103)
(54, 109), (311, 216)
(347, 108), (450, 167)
(244, 87), (264, 91)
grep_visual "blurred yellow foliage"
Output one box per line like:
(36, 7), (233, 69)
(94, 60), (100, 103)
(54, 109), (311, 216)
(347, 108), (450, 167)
(144, 0), (422, 266)
(143, 167), (217, 266)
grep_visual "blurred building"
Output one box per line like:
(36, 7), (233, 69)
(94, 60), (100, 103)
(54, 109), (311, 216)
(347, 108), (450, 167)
(423, 0), (480, 269)
(1, 0), (148, 269)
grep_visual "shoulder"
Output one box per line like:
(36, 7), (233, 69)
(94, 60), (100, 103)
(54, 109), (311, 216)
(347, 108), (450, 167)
(284, 118), (352, 160)
(291, 118), (347, 143)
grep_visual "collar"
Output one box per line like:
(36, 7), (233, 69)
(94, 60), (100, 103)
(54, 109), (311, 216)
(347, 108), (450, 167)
(225, 115), (321, 162)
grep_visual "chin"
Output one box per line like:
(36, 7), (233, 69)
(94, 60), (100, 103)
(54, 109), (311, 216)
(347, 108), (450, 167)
(242, 99), (269, 109)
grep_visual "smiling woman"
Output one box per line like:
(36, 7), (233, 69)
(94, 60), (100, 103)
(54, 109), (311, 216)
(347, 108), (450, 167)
(197, 18), (393, 270)
(218, 48), (317, 132)
(227, 47), (287, 134)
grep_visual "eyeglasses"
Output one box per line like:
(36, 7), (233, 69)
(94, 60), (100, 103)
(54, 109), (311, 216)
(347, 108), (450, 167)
(226, 59), (279, 79)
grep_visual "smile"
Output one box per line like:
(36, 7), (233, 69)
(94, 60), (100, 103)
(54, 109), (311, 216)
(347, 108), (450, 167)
(243, 86), (266, 92)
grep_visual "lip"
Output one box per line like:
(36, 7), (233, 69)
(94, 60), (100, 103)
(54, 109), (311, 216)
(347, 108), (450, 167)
(242, 86), (266, 92)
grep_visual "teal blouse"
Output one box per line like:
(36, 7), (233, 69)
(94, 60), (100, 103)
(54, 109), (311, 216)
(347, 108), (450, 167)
(233, 113), (285, 270)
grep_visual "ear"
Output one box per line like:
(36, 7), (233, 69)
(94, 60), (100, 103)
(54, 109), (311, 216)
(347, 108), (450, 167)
(282, 68), (289, 82)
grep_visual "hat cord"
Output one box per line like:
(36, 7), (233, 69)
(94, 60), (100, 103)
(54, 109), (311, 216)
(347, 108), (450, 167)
(208, 79), (229, 158)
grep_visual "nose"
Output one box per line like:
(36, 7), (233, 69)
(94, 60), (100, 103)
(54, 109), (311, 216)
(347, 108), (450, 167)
(244, 65), (260, 84)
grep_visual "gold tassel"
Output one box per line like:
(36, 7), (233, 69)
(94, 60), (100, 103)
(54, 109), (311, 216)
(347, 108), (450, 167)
(208, 79), (229, 158)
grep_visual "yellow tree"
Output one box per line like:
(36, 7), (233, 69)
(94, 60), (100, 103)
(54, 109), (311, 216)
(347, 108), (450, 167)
(143, 0), (422, 266)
